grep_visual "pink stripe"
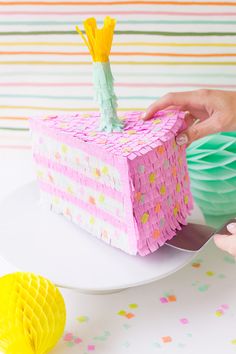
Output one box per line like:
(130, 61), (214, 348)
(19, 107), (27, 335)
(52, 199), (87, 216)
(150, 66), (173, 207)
(39, 180), (127, 232)
(0, 10), (236, 15)
(34, 153), (123, 202)
(3, 82), (236, 89)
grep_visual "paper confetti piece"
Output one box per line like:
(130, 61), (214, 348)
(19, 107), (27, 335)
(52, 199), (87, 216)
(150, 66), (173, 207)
(153, 342), (161, 348)
(168, 295), (176, 302)
(64, 333), (73, 342)
(77, 316), (89, 323)
(118, 310), (126, 316)
(215, 310), (223, 317)
(198, 284), (209, 292)
(88, 344), (95, 351)
(160, 297), (168, 304)
(123, 341), (131, 348)
(224, 255), (235, 264)
(123, 324), (131, 330)
(179, 318), (189, 325)
(126, 313), (135, 319)
(206, 271), (214, 277)
(162, 336), (172, 343)
(191, 262), (201, 268)
(129, 303), (138, 309)
(231, 339), (236, 345)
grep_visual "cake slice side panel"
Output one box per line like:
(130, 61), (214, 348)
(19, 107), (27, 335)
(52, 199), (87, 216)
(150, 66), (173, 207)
(30, 119), (137, 255)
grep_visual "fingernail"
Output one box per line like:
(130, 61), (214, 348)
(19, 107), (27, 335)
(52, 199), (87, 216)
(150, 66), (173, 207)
(176, 133), (188, 146)
(141, 112), (146, 120)
(227, 223), (236, 233)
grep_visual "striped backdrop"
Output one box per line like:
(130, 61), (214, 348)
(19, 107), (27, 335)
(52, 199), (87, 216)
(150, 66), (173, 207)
(0, 0), (236, 149)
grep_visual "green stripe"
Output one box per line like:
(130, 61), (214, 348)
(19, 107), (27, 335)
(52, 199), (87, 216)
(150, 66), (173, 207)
(0, 94), (157, 100)
(1, 20), (236, 25)
(0, 127), (28, 131)
(1, 30), (236, 36)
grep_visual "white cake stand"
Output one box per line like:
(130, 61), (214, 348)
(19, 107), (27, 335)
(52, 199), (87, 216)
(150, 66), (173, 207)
(0, 182), (204, 294)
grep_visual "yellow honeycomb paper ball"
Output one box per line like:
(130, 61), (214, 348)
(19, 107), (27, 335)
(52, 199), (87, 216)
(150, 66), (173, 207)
(0, 272), (66, 354)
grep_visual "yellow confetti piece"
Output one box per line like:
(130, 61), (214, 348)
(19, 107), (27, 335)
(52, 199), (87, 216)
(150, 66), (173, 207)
(119, 138), (129, 144)
(215, 310), (223, 317)
(141, 212), (149, 224)
(61, 144), (68, 154)
(89, 216), (95, 225)
(160, 185), (166, 195)
(99, 194), (105, 203)
(118, 310), (126, 316)
(184, 195), (189, 204)
(129, 304), (138, 309)
(82, 113), (90, 118)
(206, 271), (214, 277)
(77, 316), (89, 323)
(149, 172), (156, 184)
(153, 119), (161, 125)
(67, 186), (73, 194)
(127, 129), (136, 135)
(174, 206), (179, 217)
(52, 197), (59, 205)
(102, 166), (108, 175)
(176, 183), (181, 193)
(231, 339), (236, 345)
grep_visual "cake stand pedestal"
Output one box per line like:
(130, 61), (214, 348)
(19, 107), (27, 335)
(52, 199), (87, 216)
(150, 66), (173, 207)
(0, 182), (204, 294)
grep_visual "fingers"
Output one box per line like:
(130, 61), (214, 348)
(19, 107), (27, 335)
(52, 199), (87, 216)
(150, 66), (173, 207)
(176, 114), (221, 146)
(214, 234), (236, 257)
(143, 90), (203, 121)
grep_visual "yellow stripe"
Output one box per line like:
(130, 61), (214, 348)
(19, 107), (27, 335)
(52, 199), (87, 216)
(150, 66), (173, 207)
(1, 41), (236, 47)
(0, 106), (144, 111)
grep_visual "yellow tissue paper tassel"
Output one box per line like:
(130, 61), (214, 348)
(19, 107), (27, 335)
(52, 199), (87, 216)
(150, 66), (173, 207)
(0, 272), (66, 354)
(76, 16), (116, 62)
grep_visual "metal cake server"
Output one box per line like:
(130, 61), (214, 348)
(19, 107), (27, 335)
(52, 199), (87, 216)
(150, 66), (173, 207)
(166, 218), (236, 252)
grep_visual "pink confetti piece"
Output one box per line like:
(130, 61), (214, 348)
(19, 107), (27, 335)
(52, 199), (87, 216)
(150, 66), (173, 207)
(88, 344), (95, 351)
(74, 337), (83, 344)
(63, 333), (73, 342)
(160, 297), (168, 304)
(179, 318), (189, 325)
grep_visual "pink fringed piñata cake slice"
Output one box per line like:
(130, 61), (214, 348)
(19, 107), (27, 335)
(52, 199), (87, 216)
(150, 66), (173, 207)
(30, 110), (193, 256)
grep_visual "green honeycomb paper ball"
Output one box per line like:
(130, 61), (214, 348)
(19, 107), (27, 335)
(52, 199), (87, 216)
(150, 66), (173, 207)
(186, 132), (236, 227)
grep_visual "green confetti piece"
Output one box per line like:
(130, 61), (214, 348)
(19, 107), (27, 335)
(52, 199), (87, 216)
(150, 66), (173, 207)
(218, 273), (226, 279)
(153, 342), (161, 348)
(224, 255), (236, 264)
(129, 303), (138, 309)
(186, 333), (193, 338)
(66, 342), (74, 347)
(198, 284), (209, 292)
(123, 324), (131, 330)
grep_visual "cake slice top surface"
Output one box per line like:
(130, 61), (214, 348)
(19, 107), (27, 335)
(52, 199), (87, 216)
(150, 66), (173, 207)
(32, 110), (185, 159)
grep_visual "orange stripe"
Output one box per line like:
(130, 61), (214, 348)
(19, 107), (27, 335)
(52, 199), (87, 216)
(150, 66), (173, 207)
(0, 116), (27, 120)
(0, 1), (235, 6)
(1, 51), (236, 57)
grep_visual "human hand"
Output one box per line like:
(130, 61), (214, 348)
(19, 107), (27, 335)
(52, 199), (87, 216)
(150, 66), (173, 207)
(214, 222), (236, 258)
(143, 89), (236, 146)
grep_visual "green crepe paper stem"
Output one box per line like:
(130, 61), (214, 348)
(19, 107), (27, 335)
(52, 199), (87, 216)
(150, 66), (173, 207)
(93, 61), (123, 133)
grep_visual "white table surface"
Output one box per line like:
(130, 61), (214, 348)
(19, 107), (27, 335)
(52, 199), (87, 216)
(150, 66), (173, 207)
(1, 146), (236, 354)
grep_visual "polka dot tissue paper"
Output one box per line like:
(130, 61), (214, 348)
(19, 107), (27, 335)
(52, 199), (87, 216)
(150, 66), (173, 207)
(30, 109), (193, 256)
